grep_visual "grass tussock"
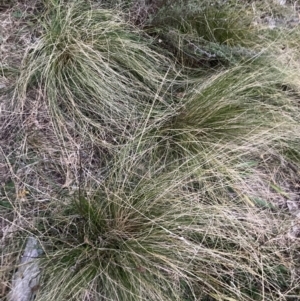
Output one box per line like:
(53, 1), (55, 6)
(133, 0), (258, 68)
(36, 162), (296, 301)
(1, 0), (300, 301)
(134, 60), (300, 206)
(15, 0), (178, 149)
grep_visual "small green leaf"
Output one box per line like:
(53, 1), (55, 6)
(252, 197), (276, 209)
(12, 10), (22, 19)
(0, 199), (13, 209)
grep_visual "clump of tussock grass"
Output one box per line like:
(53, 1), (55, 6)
(130, 0), (298, 69)
(15, 0), (178, 150)
(34, 159), (297, 301)
(170, 62), (297, 141)
(134, 0), (259, 68)
(126, 59), (300, 206)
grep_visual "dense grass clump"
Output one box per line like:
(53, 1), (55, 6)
(132, 60), (300, 207)
(130, 0), (258, 68)
(15, 0), (178, 149)
(36, 161), (295, 301)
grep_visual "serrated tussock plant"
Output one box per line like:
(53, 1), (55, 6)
(36, 161), (295, 301)
(15, 0), (178, 149)
(140, 0), (259, 68)
(138, 60), (300, 205)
